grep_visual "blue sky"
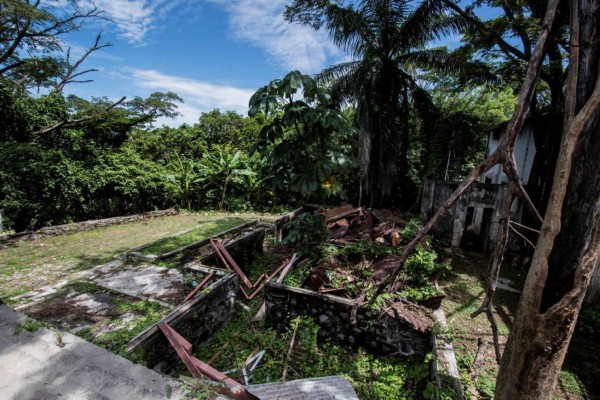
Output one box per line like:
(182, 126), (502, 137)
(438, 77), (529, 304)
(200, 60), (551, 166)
(58, 0), (483, 127)
(58, 0), (346, 126)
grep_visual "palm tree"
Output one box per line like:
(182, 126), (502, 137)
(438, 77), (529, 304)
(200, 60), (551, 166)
(285, 0), (468, 207)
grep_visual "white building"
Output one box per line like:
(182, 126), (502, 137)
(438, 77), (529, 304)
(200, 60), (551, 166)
(421, 118), (537, 252)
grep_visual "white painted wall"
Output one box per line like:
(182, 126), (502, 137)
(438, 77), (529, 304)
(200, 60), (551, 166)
(482, 123), (536, 185)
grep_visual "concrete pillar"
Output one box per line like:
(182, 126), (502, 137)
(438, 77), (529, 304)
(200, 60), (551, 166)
(451, 190), (470, 247)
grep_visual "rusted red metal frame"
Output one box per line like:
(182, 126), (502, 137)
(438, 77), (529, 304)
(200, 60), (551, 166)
(158, 322), (239, 386)
(316, 204), (359, 222)
(210, 238), (290, 300)
(210, 239), (255, 288)
(182, 272), (216, 304)
(239, 261), (288, 300)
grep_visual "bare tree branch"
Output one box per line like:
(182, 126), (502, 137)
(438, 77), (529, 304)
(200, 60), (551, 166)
(509, 224), (537, 248)
(53, 33), (112, 93)
(0, 2), (106, 75)
(442, 0), (528, 61)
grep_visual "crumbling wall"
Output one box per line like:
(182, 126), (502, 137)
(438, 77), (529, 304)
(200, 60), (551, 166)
(265, 283), (432, 357)
(421, 181), (456, 242)
(129, 274), (239, 372)
(421, 180), (523, 252)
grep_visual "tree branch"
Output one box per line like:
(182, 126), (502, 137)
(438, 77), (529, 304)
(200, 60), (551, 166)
(442, 0), (528, 61)
(34, 96), (126, 135)
(53, 33), (112, 93)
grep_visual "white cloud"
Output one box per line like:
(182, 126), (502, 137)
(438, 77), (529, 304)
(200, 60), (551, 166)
(61, 41), (122, 62)
(79, 0), (189, 45)
(126, 68), (255, 126)
(210, 0), (343, 73)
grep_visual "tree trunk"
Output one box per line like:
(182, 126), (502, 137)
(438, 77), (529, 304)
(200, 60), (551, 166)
(495, 1), (600, 397)
(585, 260), (600, 304)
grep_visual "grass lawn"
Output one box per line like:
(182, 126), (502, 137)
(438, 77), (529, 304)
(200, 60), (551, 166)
(138, 219), (245, 255)
(0, 211), (281, 302)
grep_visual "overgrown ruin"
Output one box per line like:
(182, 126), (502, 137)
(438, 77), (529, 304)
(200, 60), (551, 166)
(10, 206), (457, 399)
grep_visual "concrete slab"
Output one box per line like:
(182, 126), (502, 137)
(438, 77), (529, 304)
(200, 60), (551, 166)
(91, 262), (185, 305)
(0, 305), (185, 400)
(246, 376), (359, 400)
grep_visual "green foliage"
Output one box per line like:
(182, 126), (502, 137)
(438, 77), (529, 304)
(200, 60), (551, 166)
(250, 71), (357, 200)
(576, 306), (600, 336)
(400, 217), (424, 242)
(184, 380), (219, 400)
(194, 308), (433, 400)
(328, 240), (403, 261)
(558, 369), (587, 398)
(166, 152), (201, 210)
(91, 147), (178, 217)
(0, 142), (90, 230)
(14, 318), (45, 334)
(197, 109), (265, 151)
(398, 246), (450, 302)
(284, 0), (490, 207)
(282, 212), (329, 246)
(198, 149), (253, 211)
(283, 259), (315, 287)
(414, 77), (517, 182)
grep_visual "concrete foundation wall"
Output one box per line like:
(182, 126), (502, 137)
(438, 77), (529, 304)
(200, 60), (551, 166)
(199, 228), (266, 271)
(265, 283), (431, 357)
(129, 274), (239, 373)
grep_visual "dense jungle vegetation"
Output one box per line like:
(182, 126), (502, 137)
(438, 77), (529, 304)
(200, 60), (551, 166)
(0, 0), (518, 232)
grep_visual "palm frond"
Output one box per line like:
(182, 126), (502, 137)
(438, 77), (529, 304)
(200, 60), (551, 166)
(394, 0), (467, 51)
(324, 4), (375, 58)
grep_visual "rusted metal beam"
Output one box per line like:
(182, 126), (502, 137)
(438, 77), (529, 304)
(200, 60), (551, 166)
(182, 272), (215, 304)
(158, 322), (239, 386)
(316, 204), (359, 222)
(211, 239), (253, 288)
(241, 282), (267, 300)
(158, 322), (202, 378)
(276, 254), (299, 284)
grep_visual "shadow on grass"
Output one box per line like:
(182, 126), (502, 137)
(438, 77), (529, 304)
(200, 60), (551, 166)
(444, 249), (599, 399)
(442, 250), (520, 332)
(70, 252), (127, 272)
(562, 307), (600, 399)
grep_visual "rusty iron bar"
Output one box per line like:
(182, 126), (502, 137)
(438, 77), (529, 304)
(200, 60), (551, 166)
(210, 238), (295, 301)
(182, 272), (216, 304)
(158, 322), (239, 386)
(241, 282), (267, 300)
(211, 239), (254, 288)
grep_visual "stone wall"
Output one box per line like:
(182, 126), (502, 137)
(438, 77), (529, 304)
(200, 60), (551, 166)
(265, 283), (431, 357)
(1, 209), (178, 242)
(128, 274), (239, 372)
